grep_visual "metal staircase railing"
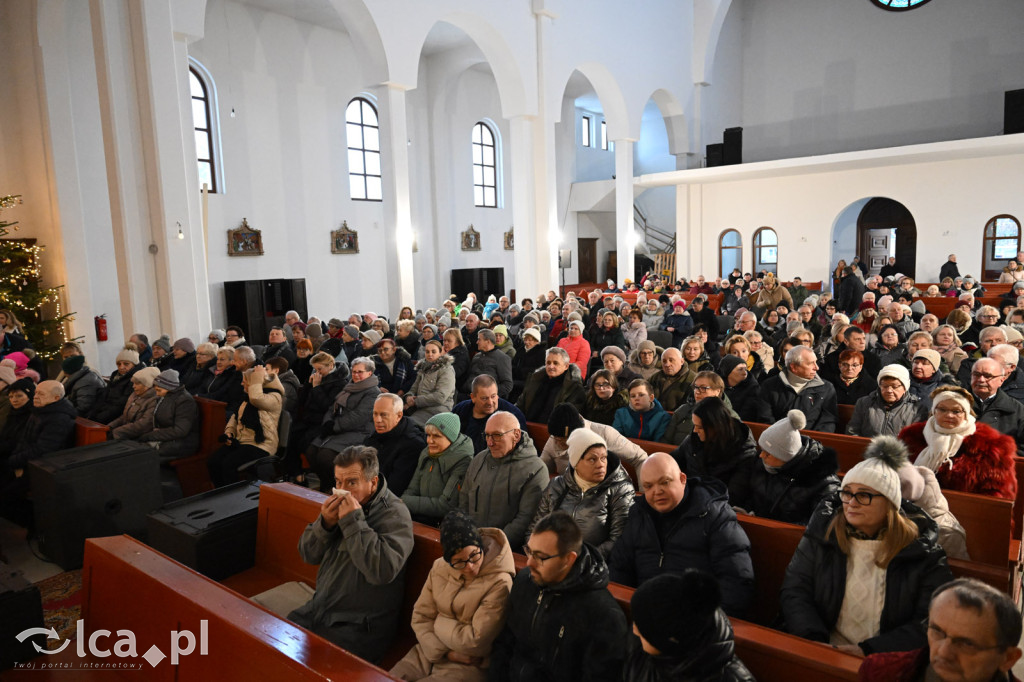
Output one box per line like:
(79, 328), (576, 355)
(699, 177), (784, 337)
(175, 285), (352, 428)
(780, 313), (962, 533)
(634, 204), (676, 253)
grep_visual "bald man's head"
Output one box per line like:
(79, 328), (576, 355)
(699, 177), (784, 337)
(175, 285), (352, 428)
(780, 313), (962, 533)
(640, 452), (687, 513)
(484, 411), (521, 459)
(34, 380), (64, 408)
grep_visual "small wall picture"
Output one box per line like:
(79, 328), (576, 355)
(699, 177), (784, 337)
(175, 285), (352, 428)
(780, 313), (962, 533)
(332, 221), (359, 254)
(461, 225), (481, 251)
(227, 218), (263, 256)
(504, 227), (514, 250)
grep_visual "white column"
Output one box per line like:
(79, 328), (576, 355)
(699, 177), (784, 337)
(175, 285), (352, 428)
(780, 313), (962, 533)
(508, 115), (559, 300)
(136, 0), (212, 336)
(614, 139), (635, 287)
(376, 83), (416, 313)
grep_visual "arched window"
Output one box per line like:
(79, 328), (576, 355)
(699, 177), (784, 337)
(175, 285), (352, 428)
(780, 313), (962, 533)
(472, 122), (498, 208)
(753, 227), (778, 275)
(983, 215), (1022, 280)
(189, 65), (218, 192)
(719, 229), (742, 279)
(869, 0), (933, 11)
(346, 97), (382, 201)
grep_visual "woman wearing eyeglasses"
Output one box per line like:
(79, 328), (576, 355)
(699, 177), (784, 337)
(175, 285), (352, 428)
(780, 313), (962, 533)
(780, 440), (953, 656)
(529, 428), (635, 558)
(581, 369), (628, 426)
(390, 510), (515, 681)
(897, 385), (1017, 501)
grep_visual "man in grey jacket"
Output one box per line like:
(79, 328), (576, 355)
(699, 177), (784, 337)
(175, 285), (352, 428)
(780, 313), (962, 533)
(461, 329), (513, 399)
(289, 445), (414, 663)
(459, 411), (547, 548)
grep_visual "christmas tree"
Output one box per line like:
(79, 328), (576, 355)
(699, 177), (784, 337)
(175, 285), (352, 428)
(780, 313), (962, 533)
(0, 194), (77, 360)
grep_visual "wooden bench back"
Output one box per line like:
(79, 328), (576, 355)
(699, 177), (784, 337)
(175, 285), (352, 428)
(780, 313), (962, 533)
(82, 535), (395, 680)
(75, 416), (110, 446)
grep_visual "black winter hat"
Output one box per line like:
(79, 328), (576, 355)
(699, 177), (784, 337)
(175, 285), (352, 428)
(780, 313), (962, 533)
(8, 377), (35, 402)
(631, 570), (721, 657)
(717, 354), (745, 381)
(547, 402), (585, 439)
(440, 509), (483, 564)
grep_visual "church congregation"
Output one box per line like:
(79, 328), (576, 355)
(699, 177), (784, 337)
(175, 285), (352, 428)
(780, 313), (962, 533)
(3, 0), (1024, 679)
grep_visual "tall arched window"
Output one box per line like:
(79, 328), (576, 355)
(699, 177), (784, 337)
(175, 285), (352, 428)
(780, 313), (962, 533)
(189, 65), (218, 192)
(472, 122), (497, 208)
(753, 227), (778, 275)
(719, 229), (743, 279)
(346, 97), (382, 201)
(983, 215), (1022, 280)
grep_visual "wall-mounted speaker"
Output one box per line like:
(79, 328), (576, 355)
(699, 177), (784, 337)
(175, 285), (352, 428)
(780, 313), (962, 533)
(1005, 89), (1024, 135)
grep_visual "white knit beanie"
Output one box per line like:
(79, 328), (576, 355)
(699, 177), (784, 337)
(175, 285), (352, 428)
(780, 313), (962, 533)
(757, 410), (806, 462)
(844, 435), (907, 509)
(132, 367), (161, 388)
(567, 429), (606, 468)
(877, 364), (910, 391)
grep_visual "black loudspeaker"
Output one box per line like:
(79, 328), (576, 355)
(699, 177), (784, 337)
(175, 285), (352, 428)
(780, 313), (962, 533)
(146, 481), (261, 581)
(224, 278), (307, 343)
(450, 268), (505, 304)
(706, 143), (724, 167)
(0, 570), (45, 670)
(724, 127), (743, 165)
(30, 441), (162, 570)
(1005, 89), (1024, 135)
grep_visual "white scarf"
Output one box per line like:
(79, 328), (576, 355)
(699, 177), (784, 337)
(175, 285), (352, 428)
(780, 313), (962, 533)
(915, 414), (976, 473)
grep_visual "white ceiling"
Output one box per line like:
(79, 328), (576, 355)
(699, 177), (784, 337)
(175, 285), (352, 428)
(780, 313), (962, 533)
(231, 0), (474, 56)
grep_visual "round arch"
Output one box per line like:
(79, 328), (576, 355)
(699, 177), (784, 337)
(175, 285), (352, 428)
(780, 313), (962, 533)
(752, 226), (778, 275)
(325, 0), (389, 85)
(551, 62), (631, 142)
(719, 229), (742, 279)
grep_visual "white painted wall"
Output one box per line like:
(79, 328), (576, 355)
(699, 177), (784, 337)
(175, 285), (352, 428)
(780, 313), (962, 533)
(686, 153), (1024, 287)
(713, 0), (1024, 163)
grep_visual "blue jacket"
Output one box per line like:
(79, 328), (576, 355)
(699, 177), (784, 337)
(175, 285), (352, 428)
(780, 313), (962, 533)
(659, 312), (694, 347)
(612, 399), (671, 442)
(608, 477), (755, 618)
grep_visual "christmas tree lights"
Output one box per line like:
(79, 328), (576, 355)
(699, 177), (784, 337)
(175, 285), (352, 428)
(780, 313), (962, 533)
(0, 194), (78, 359)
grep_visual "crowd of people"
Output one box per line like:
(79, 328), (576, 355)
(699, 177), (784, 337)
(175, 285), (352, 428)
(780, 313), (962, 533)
(1, 251), (1023, 681)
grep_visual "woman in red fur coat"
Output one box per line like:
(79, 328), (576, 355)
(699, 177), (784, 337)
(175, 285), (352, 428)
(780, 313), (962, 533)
(898, 385), (1017, 501)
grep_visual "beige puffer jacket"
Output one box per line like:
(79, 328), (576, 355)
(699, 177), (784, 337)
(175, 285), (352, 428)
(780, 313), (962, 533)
(225, 374), (285, 455)
(410, 527), (516, 663)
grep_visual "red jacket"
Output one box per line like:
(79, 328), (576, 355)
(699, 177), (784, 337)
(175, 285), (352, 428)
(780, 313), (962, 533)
(859, 647), (1019, 682)
(557, 334), (592, 381)
(898, 421), (1018, 501)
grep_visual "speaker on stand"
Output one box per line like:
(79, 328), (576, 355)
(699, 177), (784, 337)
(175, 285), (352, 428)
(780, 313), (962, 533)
(558, 249), (572, 290)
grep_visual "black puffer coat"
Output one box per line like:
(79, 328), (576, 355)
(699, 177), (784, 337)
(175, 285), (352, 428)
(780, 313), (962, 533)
(184, 357), (217, 395)
(729, 436), (840, 525)
(88, 364), (142, 424)
(759, 372), (838, 433)
(622, 610), (755, 682)
(489, 544), (627, 682)
(722, 374), (771, 424)
(530, 453), (635, 557)
(9, 399), (77, 468)
(779, 496), (953, 654)
(609, 478), (754, 617)
(137, 385), (200, 459)
(196, 366), (237, 403)
(364, 416), (426, 497)
(670, 420), (757, 503)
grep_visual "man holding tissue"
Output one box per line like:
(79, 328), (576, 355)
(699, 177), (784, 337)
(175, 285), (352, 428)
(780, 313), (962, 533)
(288, 445), (414, 663)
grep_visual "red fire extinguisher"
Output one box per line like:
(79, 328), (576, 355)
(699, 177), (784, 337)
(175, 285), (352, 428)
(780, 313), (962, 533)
(95, 315), (108, 342)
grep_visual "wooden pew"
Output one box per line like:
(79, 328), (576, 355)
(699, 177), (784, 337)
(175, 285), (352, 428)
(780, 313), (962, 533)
(77, 534), (396, 680)
(252, 483), (862, 682)
(837, 403), (854, 434)
(75, 416), (110, 446)
(169, 397), (226, 497)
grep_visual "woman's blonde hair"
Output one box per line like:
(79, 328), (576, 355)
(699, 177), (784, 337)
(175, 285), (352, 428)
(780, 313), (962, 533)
(828, 501), (919, 568)
(723, 335), (749, 354)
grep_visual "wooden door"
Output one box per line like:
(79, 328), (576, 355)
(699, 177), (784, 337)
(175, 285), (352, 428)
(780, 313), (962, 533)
(578, 238), (598, 284)
(864, 229), (892, 276)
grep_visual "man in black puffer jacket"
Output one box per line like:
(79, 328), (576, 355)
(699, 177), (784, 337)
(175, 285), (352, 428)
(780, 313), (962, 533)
(363, 394), (426, 496)
(490, 511), (627, 682)
(608, 453), (754, 618)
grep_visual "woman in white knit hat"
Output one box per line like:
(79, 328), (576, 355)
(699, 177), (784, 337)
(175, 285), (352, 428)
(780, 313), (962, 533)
(730, 410), (840, 525)
(528, 427), (635, 558)
(845, 364), (927, 438)
(780, 435), (953, 657)
(897, 384), (1017, 501)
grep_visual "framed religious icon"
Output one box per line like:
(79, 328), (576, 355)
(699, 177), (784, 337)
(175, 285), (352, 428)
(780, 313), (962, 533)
(331, 221), (359, 254)
(504, 227), (514, 250)
(461, 225), (481, 251)
(227, 218), (263, 256)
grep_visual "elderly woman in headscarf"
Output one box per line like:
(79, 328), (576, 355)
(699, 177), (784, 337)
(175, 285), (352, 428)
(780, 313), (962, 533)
(898, 385), (1017, 501)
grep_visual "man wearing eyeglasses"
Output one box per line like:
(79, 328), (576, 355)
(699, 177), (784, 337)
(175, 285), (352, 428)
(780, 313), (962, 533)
(961, 305), (1003, 347)
(489, 511), (627, 682)
(458, 411), (546, 548)
(859, 578), (1022, 681)
(968, 356), (1024, 457)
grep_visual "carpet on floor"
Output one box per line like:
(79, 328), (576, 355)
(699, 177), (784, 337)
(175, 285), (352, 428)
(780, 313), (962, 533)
(35, 569), (82, 650)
